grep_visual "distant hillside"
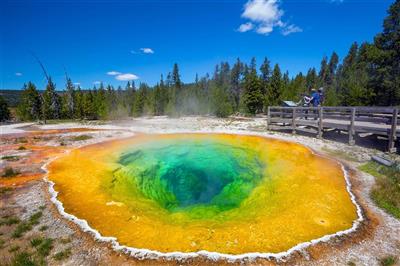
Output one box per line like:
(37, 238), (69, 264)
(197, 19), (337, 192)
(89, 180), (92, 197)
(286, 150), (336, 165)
(0, 90), (25, 107)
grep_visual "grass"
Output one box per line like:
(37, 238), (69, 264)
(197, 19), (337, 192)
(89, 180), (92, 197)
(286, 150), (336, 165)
(10, 251), (37, 266)
(12, 222), (32, 238)
(359, 162), (400, 219)
(53, 247), (72, 261)
(14, 138), (28, 144)
(35, 238), (53, 257)
(2, 167), (20, 178)
(0, 238), (5, 249)
(12, 211), (43, 238)
(0, 216), (20, 226)
(59, 237), (72, 244)
(30, 237), (44, 247)
(0, 187), (13, 195)
(28, 211), (43, 225)
(70, 135), (92, 141)
(380, 255), (397, 266)
(8, 245), (20, 253)
(17, 146), (26, 150)
(39, 225), (48, 232)
(59, 141), (67, 146)
(1, 155), (20, 161)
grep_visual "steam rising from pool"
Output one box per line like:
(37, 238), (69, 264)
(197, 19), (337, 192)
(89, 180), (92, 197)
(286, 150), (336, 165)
(48, 133), (359, 256)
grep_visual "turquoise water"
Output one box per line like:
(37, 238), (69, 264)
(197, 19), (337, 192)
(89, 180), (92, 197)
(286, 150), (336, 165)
(116, 139), (265, 213)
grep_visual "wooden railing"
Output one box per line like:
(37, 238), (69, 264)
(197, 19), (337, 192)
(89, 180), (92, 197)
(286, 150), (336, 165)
(267, 106), (399, 153)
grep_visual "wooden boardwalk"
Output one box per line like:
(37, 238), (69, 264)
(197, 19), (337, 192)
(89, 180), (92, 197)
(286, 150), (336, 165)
(267, 106), (399, 153)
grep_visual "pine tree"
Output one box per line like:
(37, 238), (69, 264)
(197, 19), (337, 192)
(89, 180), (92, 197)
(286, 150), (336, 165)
(42, 77), (61, 121)
(268, 64), (283, 106)
(370, 0), (400, 105)
(260, 57), (271, 97)
(339, 42), (373, 106)
(17, 82), (42, 121)
(243, 58), (263, 114)
(132, 83), (147, 117)
(306, 68), (318, 91)
(327, 52), (339, 86)
(74, 86), (84, 119)
(212, 86), (232, 117)
(95, 83), (108, 119)
(287, 73), (306, 101)
(0, 95), (11, 121)
(230, 58), (243, 112)
(318, 56), (329, 87)
(65, 78), (75, 118)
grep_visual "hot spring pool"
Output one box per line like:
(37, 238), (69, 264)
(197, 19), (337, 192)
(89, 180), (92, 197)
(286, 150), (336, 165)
(48, 133), (359, 256)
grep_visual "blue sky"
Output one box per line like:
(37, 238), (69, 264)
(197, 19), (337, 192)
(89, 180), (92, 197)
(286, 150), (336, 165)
(0, 0), (393, 90)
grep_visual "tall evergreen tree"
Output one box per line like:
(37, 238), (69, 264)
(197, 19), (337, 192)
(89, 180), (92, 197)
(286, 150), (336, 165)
(17, 82), (42, 121)
(268, 64), (283, 106)
(370, 0), (400, 105)
(0, 95), (11, 122)
(65, 77), (75, 118)
(305, 68), (318, 90)
(243, 58), (263, 114)
(230, 58), (243, 111)
(318, 56), (329, 87)
(42, 77), (61, 121)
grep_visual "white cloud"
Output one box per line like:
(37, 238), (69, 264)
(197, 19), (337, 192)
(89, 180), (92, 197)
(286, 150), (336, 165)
(15, 72), (23, 76)
(93, 81), (102, 85)
(107, 71), (121, 76)
(238, 0), (302, 36)
(74, 82), (81, 86)
(140, 48), (154, 54)
(256, 24), (273, 35)
(281, 24), (303, 36)
(242, 0), (283, 24)
(115, 73), (139, 81)
(330, 0), (344, 2)
(130, 50), (138, 54)
(238, 22), (254, 32)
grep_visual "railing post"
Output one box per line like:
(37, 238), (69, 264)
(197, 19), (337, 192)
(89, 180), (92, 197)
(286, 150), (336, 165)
(267, 106), (271, 131)
(349, 107), (356, 146)
(388, 107), (398, 153)
(317, 107), (323, 139)
(292, 108), (296, 134)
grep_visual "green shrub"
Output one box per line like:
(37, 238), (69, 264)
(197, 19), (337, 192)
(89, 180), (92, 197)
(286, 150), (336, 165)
(0, 216), (20, 226)
(8, 245), (20, 253)
(10, 251), (37, 266)
(380, 256), (397, 266)
(53, 247), (72, 261)
(2, 167), (20, 178)
(71, 135), (92, 141)
(29, 211), (43, 225)
(0, 187), (13, 195)
(1, 155), (20, 161)
(36, 238), (53, 257)
(30, 237), (44, 247)
(39, 225), (48, 231)
(12, 222), (32, 238)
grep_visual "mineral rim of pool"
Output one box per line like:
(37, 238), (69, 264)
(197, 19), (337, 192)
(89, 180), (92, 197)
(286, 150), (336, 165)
(48, 134), (358, 254)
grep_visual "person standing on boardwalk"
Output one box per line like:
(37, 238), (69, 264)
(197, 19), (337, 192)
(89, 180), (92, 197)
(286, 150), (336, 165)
(310, 89), (321, 107)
